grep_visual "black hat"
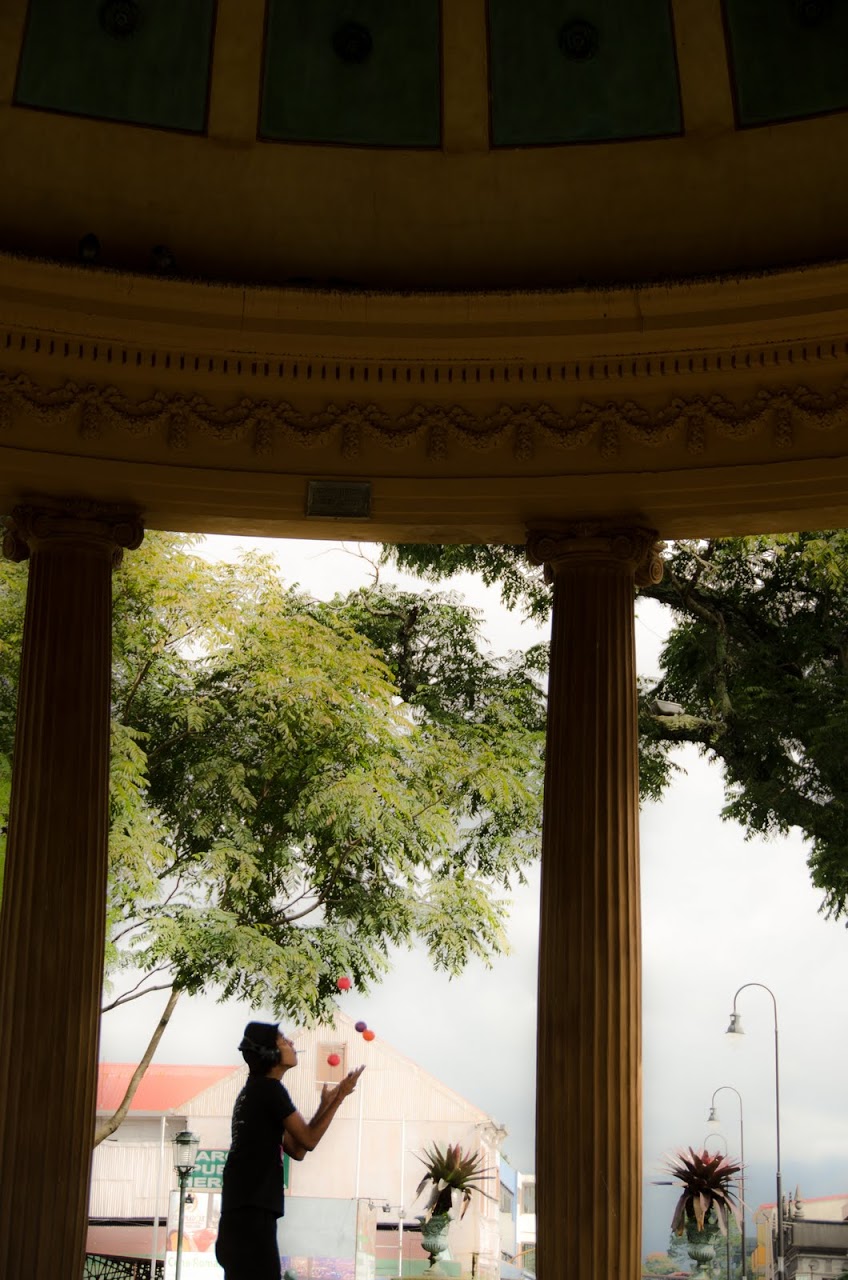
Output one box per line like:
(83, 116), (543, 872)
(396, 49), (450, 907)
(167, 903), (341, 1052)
(240, 1021), (279, 1053)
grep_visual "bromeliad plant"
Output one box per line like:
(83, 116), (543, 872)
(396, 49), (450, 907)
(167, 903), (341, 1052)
(414, 1143), (494, 1221)
(667, 1147), (742, 1237)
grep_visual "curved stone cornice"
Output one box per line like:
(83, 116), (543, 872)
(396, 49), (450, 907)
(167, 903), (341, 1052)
(3, 255), (848, 463)
(4, 254), (848, 385)
(5, 255), (848, 538)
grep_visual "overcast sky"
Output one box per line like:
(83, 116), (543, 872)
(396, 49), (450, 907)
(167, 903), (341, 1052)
(98, 536), (848, 1257)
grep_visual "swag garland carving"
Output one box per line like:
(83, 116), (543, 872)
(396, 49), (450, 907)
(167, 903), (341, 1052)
(1, 371), (848, 460)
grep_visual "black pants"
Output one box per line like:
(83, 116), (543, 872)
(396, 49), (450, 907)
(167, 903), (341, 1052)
(215, 1208), (281, 1280)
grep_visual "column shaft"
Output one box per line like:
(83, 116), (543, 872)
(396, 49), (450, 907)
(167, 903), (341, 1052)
(529, 527), (662, 1280)
(0, 503), (142, 1278)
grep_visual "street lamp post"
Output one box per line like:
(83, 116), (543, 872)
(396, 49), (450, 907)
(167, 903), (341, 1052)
(726, 984), (783, 1279)
(172, 1129), (200, 1280)
(703, 1132), (733, 1280)
(707, 1085), (747, 1280)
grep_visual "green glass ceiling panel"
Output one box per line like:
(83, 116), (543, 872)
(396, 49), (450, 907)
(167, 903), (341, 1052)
(723, 0), (848, 126)
(260, 0), (441, 146)
(15, 0), (216, 133)
(488, 0), (681, 145)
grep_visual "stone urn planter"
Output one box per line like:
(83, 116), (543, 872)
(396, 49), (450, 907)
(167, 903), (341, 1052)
(418, 1212), (453, 1272)
(685, 1216), (720, 1279)
(413, 1142), (495, 1272)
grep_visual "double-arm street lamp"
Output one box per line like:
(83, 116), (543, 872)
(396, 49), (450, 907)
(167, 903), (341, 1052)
(726, 983), (783, 1279)
(172, 1129), (200, 1280)
(707, 1085), (746, 1280)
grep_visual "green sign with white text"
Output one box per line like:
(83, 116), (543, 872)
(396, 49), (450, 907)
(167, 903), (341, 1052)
(186, 1149), (227, 1190)
(185, 1148), (290, 1190)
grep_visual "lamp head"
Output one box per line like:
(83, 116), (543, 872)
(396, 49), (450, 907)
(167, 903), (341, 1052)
(173, 1128), (200, 1175)
(706, 1104), (721, 1130)
(726, 1012), (744, 1037)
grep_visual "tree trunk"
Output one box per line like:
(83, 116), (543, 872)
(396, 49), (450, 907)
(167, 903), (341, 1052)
(94, 985), (181, 1145)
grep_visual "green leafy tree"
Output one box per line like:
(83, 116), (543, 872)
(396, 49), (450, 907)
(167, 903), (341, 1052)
(385, 545), (674, 804)
(384, 533), (848, 923)
(643, 533), (848, 921)
(0, 535), (544, 1141)
(388, 544), (552, 623)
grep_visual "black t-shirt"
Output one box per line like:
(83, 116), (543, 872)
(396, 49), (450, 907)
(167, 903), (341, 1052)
(221, 1076), (296, 1217)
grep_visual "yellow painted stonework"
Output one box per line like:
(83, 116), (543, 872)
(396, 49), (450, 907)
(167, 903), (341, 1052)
(3, 252), (848, 539)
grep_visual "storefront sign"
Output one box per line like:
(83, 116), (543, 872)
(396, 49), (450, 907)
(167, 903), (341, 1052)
(186, 1149), (227, 1190)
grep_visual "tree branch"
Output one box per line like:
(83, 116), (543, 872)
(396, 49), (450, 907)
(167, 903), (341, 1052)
(122, 657), (155, 720)
(94, 986), (182, 1146)
(101, 966), (173, 1012)
(101, 982), (174, 1013)
(110, 920), (146, 945)
(146, 730), (195, 765)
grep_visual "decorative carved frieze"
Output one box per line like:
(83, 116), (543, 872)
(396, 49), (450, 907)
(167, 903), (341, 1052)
(1, 370), (848, 462)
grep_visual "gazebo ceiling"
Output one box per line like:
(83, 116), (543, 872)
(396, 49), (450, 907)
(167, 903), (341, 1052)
(2, 0), (848, 290)
(3, 0), (848, 541)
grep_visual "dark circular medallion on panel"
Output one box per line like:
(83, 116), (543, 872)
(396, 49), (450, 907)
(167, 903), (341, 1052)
(790, 0), (832, 27)
(99, 0), (142, 39)
(331, 21), (373, 65)
(558, 19), (600, 62)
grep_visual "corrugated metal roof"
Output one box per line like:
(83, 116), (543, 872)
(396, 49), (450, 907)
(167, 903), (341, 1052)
(97, 1064), (238, 1113)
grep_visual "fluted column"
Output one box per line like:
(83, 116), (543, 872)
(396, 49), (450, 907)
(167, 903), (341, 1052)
(0, 501), (143, 1279)
(527, 525), (663, 1280)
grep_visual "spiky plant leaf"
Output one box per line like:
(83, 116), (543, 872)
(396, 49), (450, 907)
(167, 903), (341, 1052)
(665, 1147), (742, 1237)
(413, 1142), (495, 1221)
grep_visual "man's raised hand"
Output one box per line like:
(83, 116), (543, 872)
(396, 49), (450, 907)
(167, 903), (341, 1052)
(323, 1065), (365, 1105)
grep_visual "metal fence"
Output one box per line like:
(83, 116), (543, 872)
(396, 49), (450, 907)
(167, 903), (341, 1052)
(84, 1257), (164, 1279)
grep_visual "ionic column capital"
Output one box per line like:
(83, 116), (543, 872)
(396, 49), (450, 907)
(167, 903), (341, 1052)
(3, 500), (144, 567)
(527, 523), (665, 586)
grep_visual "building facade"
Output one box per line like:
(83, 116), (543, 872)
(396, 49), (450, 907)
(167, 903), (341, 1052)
(754, 1195), (848, 1280)
(90, 1014), (508, 1276)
